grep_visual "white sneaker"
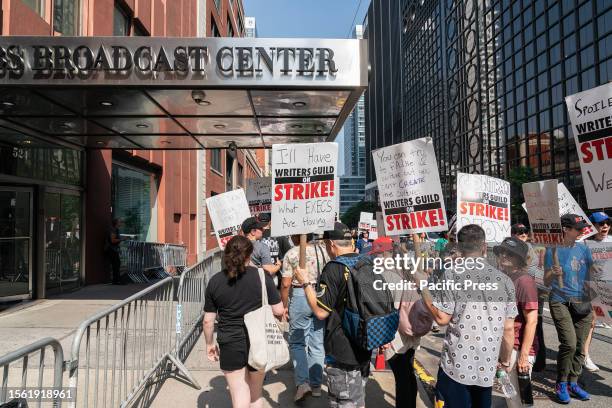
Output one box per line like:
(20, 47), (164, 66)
(311, 386), (322, 397)
(294, 383), (312, 402)
(584, 355), (600, 372)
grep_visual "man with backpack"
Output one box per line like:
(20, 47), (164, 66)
(293, 222), (398, 408)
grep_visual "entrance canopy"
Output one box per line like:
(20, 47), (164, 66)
(0, 37), (367, 149)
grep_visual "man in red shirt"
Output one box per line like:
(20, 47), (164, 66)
(494, 237), (538, 408)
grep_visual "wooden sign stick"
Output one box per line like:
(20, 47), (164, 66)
(299, 234), (307, 269)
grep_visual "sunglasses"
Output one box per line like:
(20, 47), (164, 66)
(515, 229), (529, 235)
(595, 221), (611, 227)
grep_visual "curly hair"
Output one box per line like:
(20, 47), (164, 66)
(223, 235), (254, 280)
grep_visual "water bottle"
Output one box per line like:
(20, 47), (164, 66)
(496, 369), (517, 398)
(517, 372), (534, 406)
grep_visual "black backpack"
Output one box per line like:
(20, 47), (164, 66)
(332, 255), (399, 350)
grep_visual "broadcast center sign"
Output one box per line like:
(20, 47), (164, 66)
(0, 37), (367, 88)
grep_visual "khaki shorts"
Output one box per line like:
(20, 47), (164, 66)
(325, 365), (368, 408)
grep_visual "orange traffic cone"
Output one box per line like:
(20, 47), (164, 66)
(375, 348), (386, 370)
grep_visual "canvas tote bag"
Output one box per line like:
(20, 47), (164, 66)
(244, 268), (290, 371)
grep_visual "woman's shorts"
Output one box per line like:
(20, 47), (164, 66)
(219, 338), (257, 372)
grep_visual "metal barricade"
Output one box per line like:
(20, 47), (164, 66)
(0, 338), (65, 407)
(174, 248), (223, 361)
(119, 241), (188, 283)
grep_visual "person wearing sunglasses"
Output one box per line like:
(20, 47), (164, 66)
(511, 223), (530, 242)
(580, 212), (612, 373)
(588, 212), (611, 243)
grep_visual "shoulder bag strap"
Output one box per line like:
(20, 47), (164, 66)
(258, 268), (268, 306)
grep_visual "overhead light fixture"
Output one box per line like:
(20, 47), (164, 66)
(21, 139), (32, 145)
(214, 124), (226, 129)
(160, 140), (172, 145)
(292, 101), (307, 108)
(99, 101), (113, 107)
(96, 141), (105, 145)
(1, 101), (15, 108)
(290, 124), (303, 129)
(58, 121), (74, 130)
(136, 123), (149, 129)
(192, 90), (211, 106)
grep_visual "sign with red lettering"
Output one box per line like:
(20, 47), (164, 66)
(358, 212), (374, 234)
(271, 143), (338, 236)
(246, 177), (272, 216)
(206, 189), (251, 249)
(565, 83), (612, 208)
(372, 137), (447, 235)
(522, 180), (563, 246)
(456, 173), (510, 243)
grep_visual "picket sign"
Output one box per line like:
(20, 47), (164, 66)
(206, 189), (251, 249)
(456, 172), (511, 243)
(246, 176), (272, 216)
(565, 83), (612, 209)
(372, 137), (447, 235)
(522, 180), (563, 246)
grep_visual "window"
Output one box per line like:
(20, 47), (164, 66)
(211, 149), (221, 172)
(114, 2), (130, 36)
(23, 0), (44, 17)
(54, 0), (80, 35)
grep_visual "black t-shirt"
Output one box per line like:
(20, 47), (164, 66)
(204, 266), (281, 344)
(261, 229), (281, 263)
(316, 253), (372, 368)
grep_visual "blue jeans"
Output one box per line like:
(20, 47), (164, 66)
(435, 367), (492, 408)
(288, 288), (325, 387)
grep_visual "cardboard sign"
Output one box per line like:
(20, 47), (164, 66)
(372, 137), (447, 235)
(565, 83), (612, 209)
(206, 189), (251, 249)
(522, 180), (563, 245)
(557, 182), (596, 240)
(246, 176), (272, 215)
(456, 173), (510, 243)
(586, 242), (612, 324)
(271, 143), (338, 236)
(358, 212), (374, 234)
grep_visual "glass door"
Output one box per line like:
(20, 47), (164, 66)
(0, 187), (33, 300)
(44, 190), (82, 294)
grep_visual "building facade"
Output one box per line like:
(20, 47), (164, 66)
(0, 0), (262, 300)
(365, 0), (612, 211)
(339, 176), (366, 214)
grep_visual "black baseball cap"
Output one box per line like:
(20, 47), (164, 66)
(258, 213), (271, 223)
(323, 222), (352, 240)
(241, 217), (266, 234)
(494, 236), (529, 266)
(511, 223), (529, 235)
(561, 213), (589, 230)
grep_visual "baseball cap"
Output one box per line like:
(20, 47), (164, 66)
(371, 237), (394, 254)
(589, 211), (610, 224)
(561, 213), (589, 230)
(241, 217), (266, 234)
(323, 222), (352, 240)
(511, 223), (529, 235)
(493, 237), (529, 266)
(258, 213), (271, 223)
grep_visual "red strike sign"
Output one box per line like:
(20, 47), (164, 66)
(386, 209), (445, 231)
(273, 180), (335, 201)
(532, 233), (563, 245)
(579, 135), (612, 163)
(458, 201), (509, 221)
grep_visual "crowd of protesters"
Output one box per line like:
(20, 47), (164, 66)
(201, 210), (611, 408)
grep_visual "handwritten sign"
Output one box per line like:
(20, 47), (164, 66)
(557, 182), (596, 240)
(522, 180), (563, 245)
(271, 143), (338, 236)
(206, 189), (251, 249)
(565, 83), (612, 208)
(586, 242), (612, 324)
(246, 176), (272, 215)
(372, 137), (447, 235)
(358, 212), (374, 234)
(456, 173), (510, 243)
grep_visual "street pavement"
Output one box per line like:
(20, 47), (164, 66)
(1, 284), (610, 407)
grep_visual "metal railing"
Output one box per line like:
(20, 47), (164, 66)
(119, 241), (187, 283)
(0, 247), (223, 408)
(0, 338), (65, 407)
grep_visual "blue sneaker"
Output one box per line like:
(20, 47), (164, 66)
(556, 382), (571, 404)
(569, 382), (590, 401)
